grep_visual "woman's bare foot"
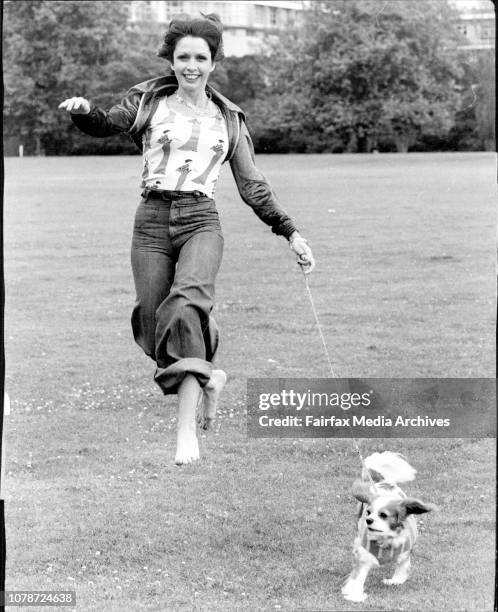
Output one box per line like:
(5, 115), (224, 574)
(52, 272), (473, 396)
(174, 424), (200, 465)
(198, 369), (227, 430)
(175, 373), (201, 465)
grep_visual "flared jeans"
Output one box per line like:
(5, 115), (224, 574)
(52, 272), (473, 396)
(131, 190), (223, 394)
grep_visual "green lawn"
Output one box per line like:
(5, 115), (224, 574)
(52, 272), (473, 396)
(3, 152), (496, 611)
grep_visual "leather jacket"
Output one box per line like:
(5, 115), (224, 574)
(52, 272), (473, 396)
(71, 75), (297, 238)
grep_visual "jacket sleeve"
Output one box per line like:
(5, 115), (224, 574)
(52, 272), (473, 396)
(229, 120), (298, 239)
(70, 90), (142, 138)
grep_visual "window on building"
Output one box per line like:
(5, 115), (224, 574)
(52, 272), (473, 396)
(229, 3), (245, 26)
(480, 25), (495, 39)
(269, 7), (277, 26)
(165, 1), (183, 17)
(254, 5), (265, 27)
(137, 1), (153, 21)
(212, 3), (229, 23)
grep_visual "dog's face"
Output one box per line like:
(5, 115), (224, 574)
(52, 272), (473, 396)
(364, 497), (411, 536)
(352, 480), (434, 539)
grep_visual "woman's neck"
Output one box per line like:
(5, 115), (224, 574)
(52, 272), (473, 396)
(176, 87), (209, 109)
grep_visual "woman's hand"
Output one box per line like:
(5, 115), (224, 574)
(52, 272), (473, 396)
(289, 231), (315, 274)
(58, 97), (91, 115)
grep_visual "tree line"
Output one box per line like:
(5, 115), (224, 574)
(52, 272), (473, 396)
(3, 0), (494, 155)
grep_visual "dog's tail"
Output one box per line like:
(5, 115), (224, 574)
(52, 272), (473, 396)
(363, 451), (416, 484)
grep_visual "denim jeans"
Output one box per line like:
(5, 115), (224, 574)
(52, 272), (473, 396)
(131, 190), (224, 394)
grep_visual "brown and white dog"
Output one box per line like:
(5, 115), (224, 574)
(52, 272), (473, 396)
(342, 452), (434, 603)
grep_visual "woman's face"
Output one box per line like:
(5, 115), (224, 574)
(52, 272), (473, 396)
(171, 36), (215, 95)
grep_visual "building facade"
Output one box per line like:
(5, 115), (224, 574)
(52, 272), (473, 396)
(128, 1), (309, 56)
(128, 1), (495, 56)
(449, 0), (495, 50)
(454, 9), (495, 50)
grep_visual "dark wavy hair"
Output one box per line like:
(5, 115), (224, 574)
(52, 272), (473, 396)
(158, 13), (224, 62)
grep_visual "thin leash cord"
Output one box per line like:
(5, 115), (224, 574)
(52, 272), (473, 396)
(302, 272), (338, 378)
(300, 268), (377, 489)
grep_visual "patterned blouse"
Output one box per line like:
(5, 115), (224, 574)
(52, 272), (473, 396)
(141, 96), (229, 198)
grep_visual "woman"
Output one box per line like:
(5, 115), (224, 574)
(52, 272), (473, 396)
(59, 14), (315, 465)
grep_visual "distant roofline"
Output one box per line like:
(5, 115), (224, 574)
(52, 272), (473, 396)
(457, 11), (496, 18)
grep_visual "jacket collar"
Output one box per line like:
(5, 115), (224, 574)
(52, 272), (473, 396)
(129, 75), (244, 118)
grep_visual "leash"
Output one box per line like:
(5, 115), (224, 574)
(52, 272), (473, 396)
(299, 266), (377, 490)
(302, 272), (338, 378)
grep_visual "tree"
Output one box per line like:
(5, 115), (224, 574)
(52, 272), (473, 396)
(3, 1), (230, 154)
(222, 56), (268, 106)
(3, 1), (135, 154)
(247, 0), (465, 153)
(446, 48), (495, 152)
(472, 50), (495, 151)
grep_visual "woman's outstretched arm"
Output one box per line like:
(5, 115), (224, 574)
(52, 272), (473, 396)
(58, 91), (141, 138)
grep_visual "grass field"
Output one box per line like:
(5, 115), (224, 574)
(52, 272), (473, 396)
(3, 152), (496, 612)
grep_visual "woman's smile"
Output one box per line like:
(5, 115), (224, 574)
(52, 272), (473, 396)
(172, 36), (215, 99)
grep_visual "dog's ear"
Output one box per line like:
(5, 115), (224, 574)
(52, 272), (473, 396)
(397, 498), (435, 521)
(361, 466), (385, 482)
(351, 479), (375, 504)
(368, 468), (385, 483)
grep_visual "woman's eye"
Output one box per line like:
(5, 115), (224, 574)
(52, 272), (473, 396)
(177, 55), (207, 61)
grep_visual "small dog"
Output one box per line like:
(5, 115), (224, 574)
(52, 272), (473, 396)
(342, 452), (434, 603)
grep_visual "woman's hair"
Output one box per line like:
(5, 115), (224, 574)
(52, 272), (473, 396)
(158, 13), (224, 62)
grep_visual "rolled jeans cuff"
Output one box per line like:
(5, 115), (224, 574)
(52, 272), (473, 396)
(154, 357), (213, 395)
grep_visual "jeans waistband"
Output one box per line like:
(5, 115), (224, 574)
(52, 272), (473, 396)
(142, 188), (207, 201)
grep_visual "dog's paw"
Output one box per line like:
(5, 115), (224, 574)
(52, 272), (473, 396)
(383, 577), (407, 586)
(342, 586), (367, 602)
(343, 593), (368, 603)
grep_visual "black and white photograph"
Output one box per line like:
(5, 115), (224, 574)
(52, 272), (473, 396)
(1, 1), (496, 610)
